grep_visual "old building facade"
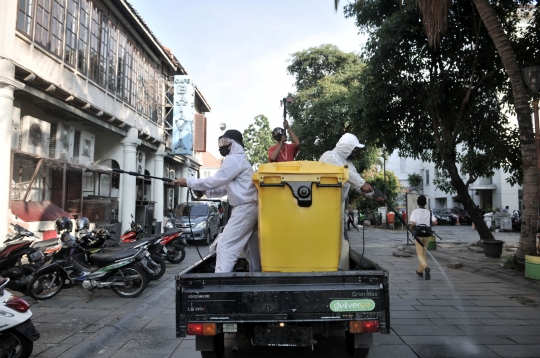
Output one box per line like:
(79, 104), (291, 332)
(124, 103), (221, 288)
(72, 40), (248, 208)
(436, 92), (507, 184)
(0, 0), (210, 240)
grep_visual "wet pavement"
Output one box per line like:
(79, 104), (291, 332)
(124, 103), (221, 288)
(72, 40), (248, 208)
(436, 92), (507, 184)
(25, 223), (540, 358)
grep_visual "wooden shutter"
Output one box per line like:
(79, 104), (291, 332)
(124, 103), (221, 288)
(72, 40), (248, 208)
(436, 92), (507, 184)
(193, 113), (206, 152)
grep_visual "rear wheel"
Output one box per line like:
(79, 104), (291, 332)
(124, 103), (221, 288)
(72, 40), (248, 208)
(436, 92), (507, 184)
(200, 333), (224, 358)
(148, 255), (166, 280)
(166, 243), (186, 264)
(202, 229), (211, 246)
(345, 332), (370, 358)
(0, 329), (33, 358)
(28, 270), (64, 300)
(111, 265), (148, 298)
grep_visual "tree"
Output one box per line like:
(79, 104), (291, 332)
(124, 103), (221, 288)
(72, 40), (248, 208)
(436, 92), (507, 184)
(286, 45), (378, 162)
(414, 0), (537, 265)
(343, 0), (522, 245)
(242, 115), (273, 167)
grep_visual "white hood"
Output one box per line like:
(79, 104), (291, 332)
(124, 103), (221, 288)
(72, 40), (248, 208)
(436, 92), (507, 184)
(333, 133), (365, 161)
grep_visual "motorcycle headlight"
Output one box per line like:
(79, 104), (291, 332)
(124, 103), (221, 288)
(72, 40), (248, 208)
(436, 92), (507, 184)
(165, 221), (175, 229)
(195, 221), (206, 229)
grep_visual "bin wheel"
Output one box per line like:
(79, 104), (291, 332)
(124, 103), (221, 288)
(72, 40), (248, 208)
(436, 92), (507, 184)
(200, 333), (224, 358)
(345, 332), (370, 358)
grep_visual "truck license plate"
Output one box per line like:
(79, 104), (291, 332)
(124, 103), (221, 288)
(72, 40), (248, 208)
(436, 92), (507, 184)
(253, 326), (312, 347)
(223, 323), (237, 332)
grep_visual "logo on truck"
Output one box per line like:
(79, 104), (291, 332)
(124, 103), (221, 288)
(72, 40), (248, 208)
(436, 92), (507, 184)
(329, 299), (375, 312)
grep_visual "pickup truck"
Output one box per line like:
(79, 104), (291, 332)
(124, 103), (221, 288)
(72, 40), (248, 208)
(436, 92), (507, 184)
(176, 248), (390, 358)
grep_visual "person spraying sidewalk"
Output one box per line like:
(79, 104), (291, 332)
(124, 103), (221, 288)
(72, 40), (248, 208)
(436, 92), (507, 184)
(409, 195), (438, 280)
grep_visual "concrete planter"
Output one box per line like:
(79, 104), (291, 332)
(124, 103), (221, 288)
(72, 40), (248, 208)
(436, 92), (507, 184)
(525, 255), (540, 280)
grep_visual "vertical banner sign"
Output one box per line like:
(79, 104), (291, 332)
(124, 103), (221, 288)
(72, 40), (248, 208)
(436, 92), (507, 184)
(172, 75), (195, 155)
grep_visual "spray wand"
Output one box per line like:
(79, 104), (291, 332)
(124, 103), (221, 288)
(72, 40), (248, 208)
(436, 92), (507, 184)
(112, 168), (173, 182)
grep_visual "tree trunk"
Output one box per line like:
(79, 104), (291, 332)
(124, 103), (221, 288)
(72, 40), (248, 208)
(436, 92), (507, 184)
(442, 153), (494, 242)
(471, 0), (538, 266)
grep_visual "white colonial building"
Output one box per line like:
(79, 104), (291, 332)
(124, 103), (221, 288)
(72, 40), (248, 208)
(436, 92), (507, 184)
(0, 0), (210, 241)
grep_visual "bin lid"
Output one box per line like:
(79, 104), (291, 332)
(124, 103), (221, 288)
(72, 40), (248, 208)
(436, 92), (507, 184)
(256, 161), (348, 175)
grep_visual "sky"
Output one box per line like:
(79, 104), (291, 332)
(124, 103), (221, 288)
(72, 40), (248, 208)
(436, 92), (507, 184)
(128, 0), (367, 158)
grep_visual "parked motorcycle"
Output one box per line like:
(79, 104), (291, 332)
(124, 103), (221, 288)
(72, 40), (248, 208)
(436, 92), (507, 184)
(121, 215), (187, 264)
(0, 277), (40, 358)
(0, 220), (44, 294)
(27, 217), (150, 300)
(74, 216), (167, 281)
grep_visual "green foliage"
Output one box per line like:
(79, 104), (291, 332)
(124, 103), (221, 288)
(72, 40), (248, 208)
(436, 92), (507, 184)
(343, 0), (522, 191)
(408, 173), (422, 188)
(242, 115), (273, 166)
(286, 44), (375, 161)
(503, 254), (517, 270)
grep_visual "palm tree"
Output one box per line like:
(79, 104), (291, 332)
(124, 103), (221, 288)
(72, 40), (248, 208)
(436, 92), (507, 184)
(335, 0), (538, 266)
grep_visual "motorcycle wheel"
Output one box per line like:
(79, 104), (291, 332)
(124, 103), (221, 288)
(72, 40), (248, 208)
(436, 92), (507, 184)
(111, 265), (148, 298)
(148, 255), (166, 280)
(27, 270), (64, 300)
(166, 243), (186, 264)
(0, 329), (33, 358)
(18, 264), (39, 295)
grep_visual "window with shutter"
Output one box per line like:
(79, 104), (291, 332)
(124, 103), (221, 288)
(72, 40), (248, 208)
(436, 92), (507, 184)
(193, 114), (206, 152)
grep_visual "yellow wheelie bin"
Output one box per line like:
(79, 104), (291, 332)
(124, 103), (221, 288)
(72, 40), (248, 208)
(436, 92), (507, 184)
(252, 161), (349, 272)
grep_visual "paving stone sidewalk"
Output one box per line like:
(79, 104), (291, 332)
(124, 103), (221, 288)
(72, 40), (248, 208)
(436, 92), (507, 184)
(25, 225), (540, 358)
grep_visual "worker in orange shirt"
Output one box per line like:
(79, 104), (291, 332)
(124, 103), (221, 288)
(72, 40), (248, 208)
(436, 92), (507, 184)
(268, 119), (300, 162)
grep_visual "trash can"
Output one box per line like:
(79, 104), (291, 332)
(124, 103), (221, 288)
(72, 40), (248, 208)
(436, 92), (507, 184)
(253, 161), (349, 272)
(387, 212), (395, 224)
(500, 217), (512, 231)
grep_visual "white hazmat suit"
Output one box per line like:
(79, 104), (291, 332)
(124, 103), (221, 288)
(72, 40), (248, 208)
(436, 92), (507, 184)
(186, 140), (261, 273)
(319, 133), (367, 212)
(319, 133), (367, 270)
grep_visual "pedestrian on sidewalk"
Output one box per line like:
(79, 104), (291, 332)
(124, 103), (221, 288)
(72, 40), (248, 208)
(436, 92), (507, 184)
(409, 195), (437, 280)
(347, 209), (361, 231)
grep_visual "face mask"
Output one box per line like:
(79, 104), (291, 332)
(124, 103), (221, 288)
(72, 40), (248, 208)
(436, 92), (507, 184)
(219, 144), (231, 157)
(347, 149), (358, 160)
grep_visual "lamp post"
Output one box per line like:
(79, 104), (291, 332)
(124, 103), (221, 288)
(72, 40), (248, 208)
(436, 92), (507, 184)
(522, 66), (540, 225)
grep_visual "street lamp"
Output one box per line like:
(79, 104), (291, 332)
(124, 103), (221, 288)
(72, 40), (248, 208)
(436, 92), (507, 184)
(522, 65), (540, 224)
(219, 123), (226, 133)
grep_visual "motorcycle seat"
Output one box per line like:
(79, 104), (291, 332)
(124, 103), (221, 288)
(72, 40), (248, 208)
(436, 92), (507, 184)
(90, 249), (135, 265)
(107, 237), (156, 250)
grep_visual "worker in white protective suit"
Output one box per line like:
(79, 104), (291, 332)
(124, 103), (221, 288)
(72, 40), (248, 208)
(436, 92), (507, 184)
(319, 133), (375, 269)
(172, 130), (261, 273)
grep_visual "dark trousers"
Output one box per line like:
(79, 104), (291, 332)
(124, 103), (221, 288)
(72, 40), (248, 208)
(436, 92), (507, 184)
(347, 217), (358, 230)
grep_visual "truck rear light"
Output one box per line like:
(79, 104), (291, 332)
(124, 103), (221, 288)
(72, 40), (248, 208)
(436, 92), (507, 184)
(187, 323), (217, 336)
(349, 319), (379, 333)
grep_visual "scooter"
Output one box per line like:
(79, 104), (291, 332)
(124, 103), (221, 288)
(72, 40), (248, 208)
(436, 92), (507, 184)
(0, 221), (45, 293)
(27, 229), (150, 300)
(121, 215), (187, 264)
(0, 277), (40, 358)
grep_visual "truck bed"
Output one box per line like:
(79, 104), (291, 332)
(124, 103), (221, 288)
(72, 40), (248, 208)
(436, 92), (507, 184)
(176, 249), (390, 338)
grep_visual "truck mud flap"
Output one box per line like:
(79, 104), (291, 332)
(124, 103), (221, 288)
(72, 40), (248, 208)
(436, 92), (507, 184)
(253, 325), (312, 347)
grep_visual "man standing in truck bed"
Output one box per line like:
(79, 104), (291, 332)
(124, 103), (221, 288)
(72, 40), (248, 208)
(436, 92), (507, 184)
(172, 129), (261, 273)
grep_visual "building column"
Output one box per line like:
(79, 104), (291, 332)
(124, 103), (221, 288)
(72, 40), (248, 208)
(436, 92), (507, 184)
(179, 158), (191, 203)
(153, 146), (166, 234)
(120, 128), (141, 233)
(0, 60), (24, 240)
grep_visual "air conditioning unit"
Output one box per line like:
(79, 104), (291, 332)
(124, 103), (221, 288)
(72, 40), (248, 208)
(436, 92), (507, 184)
(73, 130), (95, 165)
(54, 123), (74, 161)
(20, 116), (50, 157)
(136, 151), (146, 174)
